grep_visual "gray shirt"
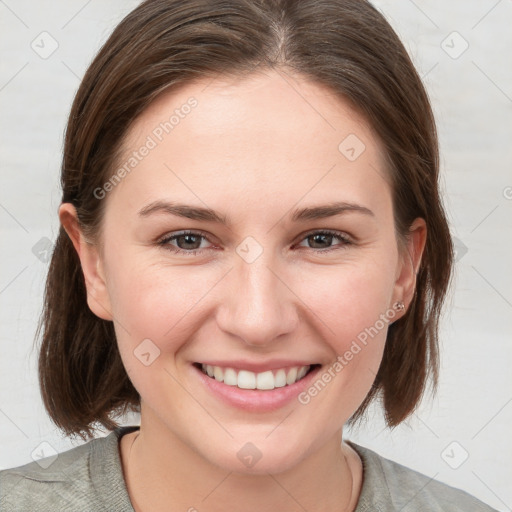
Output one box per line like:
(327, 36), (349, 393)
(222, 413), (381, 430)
(0, 426), (497, 511)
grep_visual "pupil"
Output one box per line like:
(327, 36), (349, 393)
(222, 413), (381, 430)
(180, 234), (200, 249)
(310, 234), (331, 248)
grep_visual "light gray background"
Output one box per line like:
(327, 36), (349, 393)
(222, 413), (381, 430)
(0, 0), (511, 510)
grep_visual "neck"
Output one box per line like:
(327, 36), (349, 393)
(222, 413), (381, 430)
(120, 409), (362, 512)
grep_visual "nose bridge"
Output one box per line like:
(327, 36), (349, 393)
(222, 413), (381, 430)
(217, 248), (297, 346)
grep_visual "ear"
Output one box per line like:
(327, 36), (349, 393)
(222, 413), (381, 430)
(58, 203), (113, 321)
(393, 217), (427, 311)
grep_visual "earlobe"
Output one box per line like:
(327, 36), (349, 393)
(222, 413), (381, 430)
(58, 203), (113, 321)
(393, 218), (427, 311)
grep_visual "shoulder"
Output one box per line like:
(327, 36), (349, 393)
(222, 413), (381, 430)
(0, 426), (137, 512)
(349, 441), (497, 512)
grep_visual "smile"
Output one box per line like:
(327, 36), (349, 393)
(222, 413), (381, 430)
(199, 363), (317, 390)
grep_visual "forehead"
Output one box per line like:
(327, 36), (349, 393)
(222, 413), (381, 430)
(111, 69), (390, 216)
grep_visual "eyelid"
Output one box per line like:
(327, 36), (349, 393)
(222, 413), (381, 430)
(157, 229), (209, 242)
(293, 229), (353, 252)
(296, 228), (353, 243)
(156, 229), (215, 247)
(157, 228), (353, 255)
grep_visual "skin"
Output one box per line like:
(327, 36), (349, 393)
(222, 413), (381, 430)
(60, 68), (426, 512)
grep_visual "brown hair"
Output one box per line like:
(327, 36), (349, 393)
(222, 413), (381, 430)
(38, 0), (453, 439)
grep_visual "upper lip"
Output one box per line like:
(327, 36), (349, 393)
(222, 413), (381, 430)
(195, 360), (319, 373)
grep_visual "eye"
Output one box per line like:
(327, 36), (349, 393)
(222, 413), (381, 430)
(295, 230), (352, 252)
(157, 229), (352, 256)
(157, 230), (214, 255)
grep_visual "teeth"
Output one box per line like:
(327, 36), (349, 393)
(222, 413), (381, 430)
(200, 364), (312, 390)
(223, 368), (237, 386)
(213, 366), (224, 382)
(297, 366), (308, 380)
(274, 369), (286, 388)
(238, 370), (256, 389)
(286, 367), (297, 385)
(256, 371), (274, 390)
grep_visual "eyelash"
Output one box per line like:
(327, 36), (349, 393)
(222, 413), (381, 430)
(157, 229), (353, 256)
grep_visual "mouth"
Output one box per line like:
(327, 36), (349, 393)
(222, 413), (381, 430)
(194, 362), (321, 391)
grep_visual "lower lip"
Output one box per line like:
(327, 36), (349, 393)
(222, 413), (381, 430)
(193, 364), (322, 412)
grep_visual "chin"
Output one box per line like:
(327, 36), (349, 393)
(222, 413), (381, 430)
(215, 448), (304, 476)
(195, 430), (312, 476)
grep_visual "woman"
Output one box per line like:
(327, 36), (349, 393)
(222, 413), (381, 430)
(0, 0), (498, 510)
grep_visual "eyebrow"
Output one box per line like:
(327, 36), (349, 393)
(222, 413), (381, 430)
(137, 200), (374, 224)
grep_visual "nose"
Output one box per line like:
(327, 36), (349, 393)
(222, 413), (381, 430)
(216, 253), (299, 347)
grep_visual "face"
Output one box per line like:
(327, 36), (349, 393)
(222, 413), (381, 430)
(65, 69), (422, 474)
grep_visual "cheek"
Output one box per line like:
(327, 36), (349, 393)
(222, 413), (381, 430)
(105, 262), (215, 410)
(107, 246), (397, 356)
(291, 256), (397, 416)
(107, 261), (211, 345)
(300, 255), (397, 346)
(106, 240), (397, 411)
